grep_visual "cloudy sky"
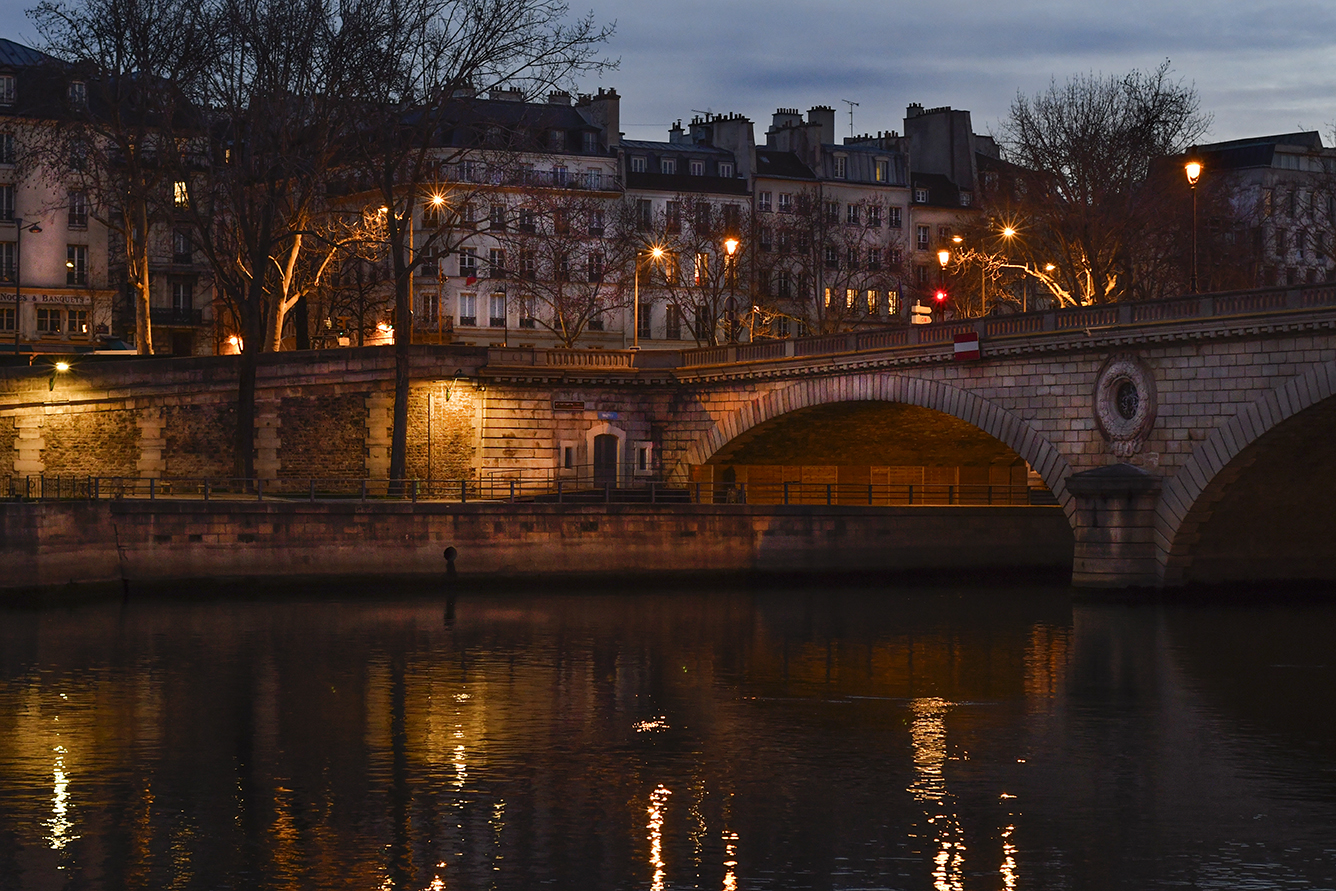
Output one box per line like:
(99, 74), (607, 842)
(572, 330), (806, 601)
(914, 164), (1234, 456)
(2, 0), (1333, 146)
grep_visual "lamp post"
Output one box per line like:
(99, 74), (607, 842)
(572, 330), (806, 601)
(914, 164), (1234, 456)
(723, 237), (739, 343)
(1185, 151), (1203, 294)
(632, 245), (664, 350)
(12, 218), (41, 357)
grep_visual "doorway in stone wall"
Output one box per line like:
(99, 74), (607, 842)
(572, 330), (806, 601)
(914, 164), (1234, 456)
(593, 434), (618, 487)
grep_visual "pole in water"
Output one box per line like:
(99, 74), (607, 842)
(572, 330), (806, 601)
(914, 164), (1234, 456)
(443, 546), (458, 626)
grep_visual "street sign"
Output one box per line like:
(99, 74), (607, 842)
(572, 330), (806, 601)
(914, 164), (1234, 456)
(911, 302), (932, 325)
(954, 331), (981, 361)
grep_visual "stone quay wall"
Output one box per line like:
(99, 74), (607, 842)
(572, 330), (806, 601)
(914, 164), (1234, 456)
(0, 501), (1074, 593)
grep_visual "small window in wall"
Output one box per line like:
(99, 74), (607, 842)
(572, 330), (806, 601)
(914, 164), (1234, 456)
(914, 187), (928, 203)
(562, 444), (575, 469)
(633, 441), (654, 475)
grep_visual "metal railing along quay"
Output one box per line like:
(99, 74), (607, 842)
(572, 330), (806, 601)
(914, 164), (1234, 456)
(5, 474), (1050, 507)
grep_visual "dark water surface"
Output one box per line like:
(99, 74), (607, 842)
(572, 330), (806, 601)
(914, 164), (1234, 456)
(1, 582), (1334, 890)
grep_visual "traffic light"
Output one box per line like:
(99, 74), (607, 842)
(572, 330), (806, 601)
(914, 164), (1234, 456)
(934, 289), (948, 303)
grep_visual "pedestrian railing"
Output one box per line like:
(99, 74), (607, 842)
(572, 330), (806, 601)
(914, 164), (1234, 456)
(5, 474), (1051, 507)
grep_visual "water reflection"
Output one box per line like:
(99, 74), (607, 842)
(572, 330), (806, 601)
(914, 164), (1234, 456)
(0, 584), (1333, 890)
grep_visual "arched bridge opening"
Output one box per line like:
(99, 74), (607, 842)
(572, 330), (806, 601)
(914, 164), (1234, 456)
(1167, 393), (1336, 584)
(691, 401), (1056, 507)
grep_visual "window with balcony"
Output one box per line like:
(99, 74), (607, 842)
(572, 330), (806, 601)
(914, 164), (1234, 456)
(458, 292), (477, 326)
(584, 168), (602, 190)
(489, 292), (506, 327)
(518, 295), (537, 328)
(67, 244), (88, 285)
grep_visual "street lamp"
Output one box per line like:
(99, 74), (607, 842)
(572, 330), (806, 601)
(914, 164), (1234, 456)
(48, 359), (69, 390)
(12, 218), (42, 357)
(723, 237), (739, 343)
(1185, 150), (1203, 294)
(632, 245), (665, 350)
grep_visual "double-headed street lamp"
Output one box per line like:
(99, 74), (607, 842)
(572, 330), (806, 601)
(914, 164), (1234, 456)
(1185, 150), (1203, 294)
(631, 245), (665, 351)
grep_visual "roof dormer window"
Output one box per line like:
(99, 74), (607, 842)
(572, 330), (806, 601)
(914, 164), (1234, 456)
(0, 75), (15, 106)
(68, 80), (86, 108)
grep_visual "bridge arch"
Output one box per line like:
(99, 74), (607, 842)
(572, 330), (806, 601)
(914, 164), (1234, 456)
(1157, 359), (1336, 584)
(679, 371), (1076, 518)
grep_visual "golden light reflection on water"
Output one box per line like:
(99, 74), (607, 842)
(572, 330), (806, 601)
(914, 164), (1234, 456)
(45, 744), (78, 852)
(647, 785), (671, 891)
(908, 698), (965, 891)
(1000, 823), (1018, 890)
(721, 829), (739, 891)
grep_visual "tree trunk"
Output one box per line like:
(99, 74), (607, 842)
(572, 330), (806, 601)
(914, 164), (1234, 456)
(130, 200), (153, 355)
(389, 222), (412, 486)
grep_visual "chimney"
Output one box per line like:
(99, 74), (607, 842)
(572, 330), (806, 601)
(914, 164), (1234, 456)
(546, 90), (572, 106)
(807, 106), (835, 145)
(488, 87), (524, 102)
(575, 87), (620, 147)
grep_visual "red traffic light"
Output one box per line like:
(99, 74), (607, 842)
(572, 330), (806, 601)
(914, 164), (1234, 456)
(934, 289), (948, 303)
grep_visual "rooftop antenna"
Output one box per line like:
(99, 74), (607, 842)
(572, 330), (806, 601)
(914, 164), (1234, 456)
(841, 99), (859, 138)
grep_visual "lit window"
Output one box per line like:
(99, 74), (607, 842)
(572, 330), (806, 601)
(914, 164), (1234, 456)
(845, 288), (856, 309)
(694, 252), (708, 284)
(173, 180), (189, 208)
(867, 290), (878, 314)
(67, 244), (88, 285)
(875, 159), (888, 182)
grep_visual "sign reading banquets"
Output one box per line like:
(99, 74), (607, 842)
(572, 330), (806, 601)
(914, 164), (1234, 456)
(23, 293), (94, 306)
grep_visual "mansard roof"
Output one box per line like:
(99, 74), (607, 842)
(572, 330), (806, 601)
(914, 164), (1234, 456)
(754, 149), (815, 180)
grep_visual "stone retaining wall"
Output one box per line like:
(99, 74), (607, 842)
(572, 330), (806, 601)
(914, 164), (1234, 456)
(1, 501), (1074, 592)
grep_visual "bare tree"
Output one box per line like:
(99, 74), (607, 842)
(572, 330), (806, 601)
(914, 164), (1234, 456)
(335, 0), (613, 483)
(997, 61), (1211, 304)
(754, 189), (904, 333)
(28, 0), (216, 354)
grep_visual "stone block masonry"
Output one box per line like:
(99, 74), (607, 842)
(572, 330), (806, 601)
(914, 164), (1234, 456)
(0, 501), (1074, 592)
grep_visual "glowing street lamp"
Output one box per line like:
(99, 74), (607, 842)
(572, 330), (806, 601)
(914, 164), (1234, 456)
(723, 238), (741, 342)
(49, 360), (70, 390)
(632, 245), (665, 350)
(1185, 150), (1203, 293)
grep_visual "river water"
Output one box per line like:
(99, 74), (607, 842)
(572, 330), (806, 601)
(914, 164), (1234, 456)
(1, 582), (1333, 890)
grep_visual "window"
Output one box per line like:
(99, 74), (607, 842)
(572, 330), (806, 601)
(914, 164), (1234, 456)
(0, 242), (13, 281)
(917, 225), (930, 251)
(0, 184), (13, 222)
(67, 245), (88, 285)
(489, 293), (506, 327)
(587, 252), (604, 282)
(846, 247), (859, 269)
(459, 159), (479, 182)
(1275, 229), (1287, 257)
(888, 206), (902, 228)
(519, 250), (536, 280)
(866, 247), (881, 270)
(846, 205), (860, 225)
(173, 180), (189, 209)
(553, 208), (570, 235)
(68, 80), (86, 107)
(915, 265), (928, 286)
(172, 229), (191, 262)
(65, 191), (88, 229)
(0, 132), (13, 165)
(489, 203), (506, 231)
(1298, 230), (1307, 259)
(875, 159), (889, 182)
(519, 295), (537, 328)
(589, 209), (604, 236)
(0, 75), (14, 105)
(556, 253), (570, 281)
(758, 191), (772, 212)
(759, 226), (772, 252)
(723, 204), (740, 233)
(938, 226), (952, 242)
(824, 201), (839, 224)
(637, 302), (652, 339)
(587, 316), (603, 331)
(631, 155), (647, 173)
(959, 191), (972, 207)
(867, 289), (878, 314)
(1262, 188), (1273, 217)
(458, 247), (477, 277)
(665, 304), (682, 340)
(636, 199), (652, 230)
(834, 155), (847, 178)
(584, 168), (602, 190)
(690, 159), (704, 176)
(488, 248), (506, 278)
(172, 280), (193, 310)
(0, 307), (12, 331)
(824, 245), (839, 268)
(665, 201), (681, 233)
(914, 187), (928, 203)
(37, 308), (62, 334)
(823, 288), (832, 307)
(423, 200), (442, 227)
(422, 292), (439, 325)
(459, 292), (477, 326)
(660, 157), (676, 175)
(694, 201), (711, 234)
(867, 205), (882, 227)
(582, 131), (598, 153)
(719, 162), (733, 178)
(517, 208), (535, 233)
(887, 288), (900, 315)
(552, 165), (568, 186)
(777, 269), (792, 299)
(417, 246), (437, 277)
(889, 247), (903, 266)
(694, 252), (709, 284)
(778, 192), (793, 213)
(549, 129), (565, 151)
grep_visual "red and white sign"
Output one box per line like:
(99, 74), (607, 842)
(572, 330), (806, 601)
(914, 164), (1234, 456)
(954, 331), (980, 361)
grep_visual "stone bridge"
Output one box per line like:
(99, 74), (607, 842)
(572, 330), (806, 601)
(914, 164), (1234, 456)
(4, 283), (1336, 588)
